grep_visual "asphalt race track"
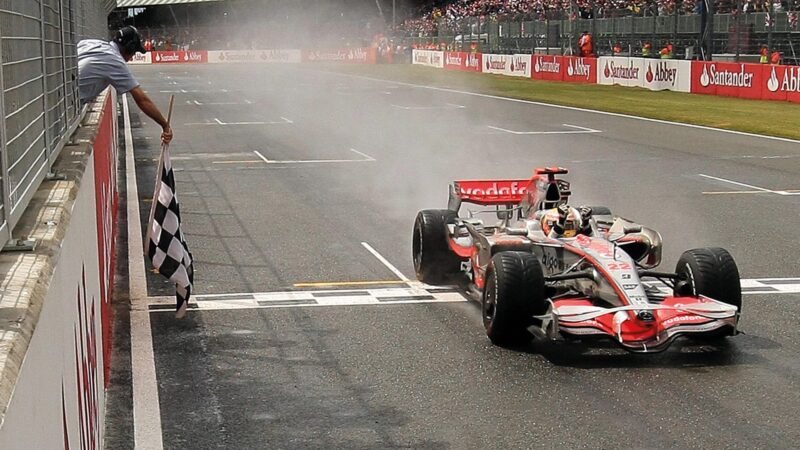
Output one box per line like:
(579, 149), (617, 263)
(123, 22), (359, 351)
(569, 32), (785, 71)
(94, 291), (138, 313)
(114, 63), (800, 449)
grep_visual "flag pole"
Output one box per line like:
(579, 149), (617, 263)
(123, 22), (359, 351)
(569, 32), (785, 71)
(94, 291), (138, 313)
(144, 95), (175, 255)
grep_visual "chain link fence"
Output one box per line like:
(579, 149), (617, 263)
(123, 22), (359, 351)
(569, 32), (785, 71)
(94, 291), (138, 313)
(407, 9), (800, 63)
(0, 0), (113, 247)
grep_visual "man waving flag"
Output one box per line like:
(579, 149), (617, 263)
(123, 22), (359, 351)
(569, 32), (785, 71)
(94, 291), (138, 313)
(146, 96), (194, 317)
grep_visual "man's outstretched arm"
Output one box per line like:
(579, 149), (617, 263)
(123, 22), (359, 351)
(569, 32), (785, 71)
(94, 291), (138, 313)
(129, 86), (174, 144)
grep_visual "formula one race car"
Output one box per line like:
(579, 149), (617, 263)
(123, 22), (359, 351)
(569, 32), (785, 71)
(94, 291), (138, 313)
(412, 167), (741, 353)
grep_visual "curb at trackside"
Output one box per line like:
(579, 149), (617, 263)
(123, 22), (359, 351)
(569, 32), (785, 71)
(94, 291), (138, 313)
(124, 93), (166, 450)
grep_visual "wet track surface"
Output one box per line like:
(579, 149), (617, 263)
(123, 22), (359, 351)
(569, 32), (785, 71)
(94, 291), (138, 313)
(113, 64), (800, 449)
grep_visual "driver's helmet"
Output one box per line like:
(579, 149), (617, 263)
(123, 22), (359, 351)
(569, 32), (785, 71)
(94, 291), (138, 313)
(541, 206), (582, 238)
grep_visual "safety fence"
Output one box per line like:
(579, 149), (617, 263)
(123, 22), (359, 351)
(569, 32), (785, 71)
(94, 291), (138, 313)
(406, 11), (800, 64)
(413, 49), (800, 103)
(0, 0), (113, 248)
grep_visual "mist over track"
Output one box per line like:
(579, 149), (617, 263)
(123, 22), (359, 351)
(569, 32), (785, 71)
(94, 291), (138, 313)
(116, 63), (800, 449)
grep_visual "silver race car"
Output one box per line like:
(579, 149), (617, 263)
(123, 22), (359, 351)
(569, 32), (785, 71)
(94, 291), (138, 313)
(413, 167), (741, 353)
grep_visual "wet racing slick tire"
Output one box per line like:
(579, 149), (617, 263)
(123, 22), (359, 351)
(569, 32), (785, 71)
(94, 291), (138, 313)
(482, 251), (546, 347)
(675, 248), (741, 338)
(413, 209), (463, 284)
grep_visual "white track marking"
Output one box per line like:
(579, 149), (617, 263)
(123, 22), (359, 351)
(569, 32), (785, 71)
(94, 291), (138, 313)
(250, 148), (375, 165)
(124, 94), (165, 450)
(390, 103), (466, 110)
(348, 148), (376, 161)
(184, 117), (292, 126)
(563, 123), (601, 132)
(253, 150), (271, 163)
(147, 287), (466, 312)
(188, 100), (250, 106)
(145, 275), (800, 313)
(361, 242), (411, 282)
(488, 123), (601, 135)
(323, 71), (800, 145)
(698, 174), (800, 196)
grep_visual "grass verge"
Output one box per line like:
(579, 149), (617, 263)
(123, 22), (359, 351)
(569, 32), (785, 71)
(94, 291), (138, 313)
(317, 64), (800, 141)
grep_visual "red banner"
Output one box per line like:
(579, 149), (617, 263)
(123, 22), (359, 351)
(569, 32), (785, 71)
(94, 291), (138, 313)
(561, 56), (598, 83)
(444, 52), (482, 72)
(152, 50), (207, 64)
(93, 91), (119, 386)
(691, 61), (763, 99)
(531, 55), (564, 81)
(760, 64), (800, 103)
(302, 48), (377, 64)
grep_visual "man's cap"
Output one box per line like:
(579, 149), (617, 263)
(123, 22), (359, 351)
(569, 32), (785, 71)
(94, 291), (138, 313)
(115, 26), (146, 54)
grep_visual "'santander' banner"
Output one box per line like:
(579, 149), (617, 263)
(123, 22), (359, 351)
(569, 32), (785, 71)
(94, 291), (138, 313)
(599, 57), (691, 92)
(412, 49), (445, 68)
(483, 54), (531, 77)
(692, 60), (800, 103)
(303, 48), (377, 64)
(532, 55), (563, 81)
(152, 50), (207, 64)
(443, 52), (482, 72)
(207, 49), (302, 64)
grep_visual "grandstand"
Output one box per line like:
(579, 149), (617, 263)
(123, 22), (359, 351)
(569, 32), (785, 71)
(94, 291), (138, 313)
(109, 0), (399, 49)
(108, 0), (798, 62)
(397, 0), (799, 62)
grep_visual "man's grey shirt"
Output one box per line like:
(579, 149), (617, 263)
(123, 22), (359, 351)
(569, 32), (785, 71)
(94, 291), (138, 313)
(77, 39), (139, 103)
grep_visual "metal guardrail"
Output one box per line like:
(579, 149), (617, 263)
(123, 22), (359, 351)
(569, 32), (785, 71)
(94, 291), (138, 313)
(0, 0), (111, 248)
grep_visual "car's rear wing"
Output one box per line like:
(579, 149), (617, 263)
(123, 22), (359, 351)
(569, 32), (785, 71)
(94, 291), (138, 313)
(447, 179), (531, 211)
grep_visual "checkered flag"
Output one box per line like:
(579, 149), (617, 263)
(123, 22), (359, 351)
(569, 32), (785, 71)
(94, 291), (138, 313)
(147, 142), (194, 317)
(146, 97), (194, 317)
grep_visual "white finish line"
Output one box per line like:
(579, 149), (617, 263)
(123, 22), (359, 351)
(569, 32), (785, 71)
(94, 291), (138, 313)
(149, 277), (800, 313)
(149, 286), (466, 312)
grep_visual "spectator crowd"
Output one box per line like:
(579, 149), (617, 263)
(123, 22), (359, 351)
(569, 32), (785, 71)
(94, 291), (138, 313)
(398, 0), (798, 36)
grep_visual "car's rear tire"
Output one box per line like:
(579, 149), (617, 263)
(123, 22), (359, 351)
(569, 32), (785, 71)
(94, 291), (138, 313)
(674, 247), (741, 310)
(412, 209), (463, 284)
(482, 251), (546, 347)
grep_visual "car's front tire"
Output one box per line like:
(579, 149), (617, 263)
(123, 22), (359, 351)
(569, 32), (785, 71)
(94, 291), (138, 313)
(482, 251), (546, 347)
(674, 247), (741, 310)
(674, 247), (741, 339)
(412, 209), (462, 284)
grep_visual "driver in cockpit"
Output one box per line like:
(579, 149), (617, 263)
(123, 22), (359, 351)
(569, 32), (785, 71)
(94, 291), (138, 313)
(540, 204), (594, 238)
